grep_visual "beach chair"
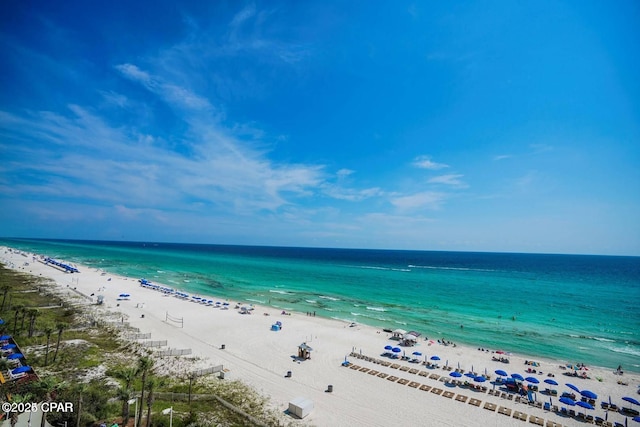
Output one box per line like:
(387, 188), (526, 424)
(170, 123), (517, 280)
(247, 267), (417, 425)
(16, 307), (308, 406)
(543, 402), (550, 411)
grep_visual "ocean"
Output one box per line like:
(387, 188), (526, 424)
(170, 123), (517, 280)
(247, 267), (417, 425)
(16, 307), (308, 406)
(2, 238), (639, 373)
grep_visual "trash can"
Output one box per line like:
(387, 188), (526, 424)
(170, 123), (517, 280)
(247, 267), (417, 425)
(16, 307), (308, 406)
(221, 344), (225, 350)
(286, 371), (292, 378)
(327, 385), (333, 393)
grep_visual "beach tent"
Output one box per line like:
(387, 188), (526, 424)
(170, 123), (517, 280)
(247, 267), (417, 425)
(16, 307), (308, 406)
(392, 329), (407, 339)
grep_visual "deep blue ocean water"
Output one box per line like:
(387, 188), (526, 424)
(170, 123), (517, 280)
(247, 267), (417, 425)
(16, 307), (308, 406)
(2, 238), (639, 372)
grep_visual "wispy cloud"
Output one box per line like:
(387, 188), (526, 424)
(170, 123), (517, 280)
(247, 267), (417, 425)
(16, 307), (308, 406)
(493, 154), (512, 161)
(390, 191), (446, 211)
(412, 155), (449, 170)
(427, 174), (468, 188)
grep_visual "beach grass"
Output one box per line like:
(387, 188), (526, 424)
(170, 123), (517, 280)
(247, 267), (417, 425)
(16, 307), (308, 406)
(0, 265), (294, 426)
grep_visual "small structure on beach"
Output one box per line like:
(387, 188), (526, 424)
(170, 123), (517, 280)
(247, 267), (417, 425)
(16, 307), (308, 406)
(392, 329), (407, 340)
(402, 331), (420, 346)
(288, 397), (313, 419)
(298, 342), (313, 360)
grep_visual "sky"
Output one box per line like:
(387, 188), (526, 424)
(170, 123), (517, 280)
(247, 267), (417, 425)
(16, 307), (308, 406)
(0, 1), (639, 255)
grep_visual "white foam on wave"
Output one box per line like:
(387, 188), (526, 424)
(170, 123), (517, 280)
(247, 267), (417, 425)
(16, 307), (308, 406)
(306, 300), (317, 304)
(408, 264), (496, 273)
(394, 320), (407, 325)
(246, 298), (264, 304)
(319, 295), (340, 301)
(608, 345), (640, 357)
(269, 289), (291, 295)
(366, 306), (387, 312)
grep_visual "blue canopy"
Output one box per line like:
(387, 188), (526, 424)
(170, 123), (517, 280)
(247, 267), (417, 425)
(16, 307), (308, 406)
(576, 401), (594, 410)
(511, 373), (524, 380)
(392, 347), (402, 353)
(449, 371), (462, 378)
(7, 353), (23, 360)
(412, 351), (422, 356)
(464, 372), (476, 378)
(430, 355), (440, 360)
(11, 366), (31, 374)
(559, 396), (576, 406)
(495, 369), (508, 377)
(566, 383), (580, 393)
(384, 345), (393, 351)
(474, 376), (486, 383)
(525, 377), (540, 384)
(623, 397), (640, 406)
(581, 390), (598, 399)
(0, 335), (11, 340)
(544, 378), (558, 386)
(1, 344), (16, 350)
(119, 293), (130, 298)
(632, 416), (640, 423)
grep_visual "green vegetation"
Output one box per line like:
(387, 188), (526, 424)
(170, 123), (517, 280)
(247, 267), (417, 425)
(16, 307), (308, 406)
(0, 265), (295, 426)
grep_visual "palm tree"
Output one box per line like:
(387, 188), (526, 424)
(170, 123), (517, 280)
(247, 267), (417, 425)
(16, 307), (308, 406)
(113, 366), (138, 426)
(12, 304), (24, 336)
(9, 393), (33, 427)
(42, 323), (55, 366)
(144, 376), (166, 427)
(0, 284), (10, 312)
(136, 356), (153, 427)
(27, 308), (39, 337)
(74, 383), (87, 427)
(20, 306), (28, 331)
(53, 322), (69, 362)
(33, 377), (65, 427)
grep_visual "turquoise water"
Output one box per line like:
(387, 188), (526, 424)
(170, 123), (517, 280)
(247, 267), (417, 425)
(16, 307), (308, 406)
(2, 238), (639, 372)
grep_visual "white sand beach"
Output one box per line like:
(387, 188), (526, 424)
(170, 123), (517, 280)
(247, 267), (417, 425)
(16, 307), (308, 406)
(2, 247), (639, 427)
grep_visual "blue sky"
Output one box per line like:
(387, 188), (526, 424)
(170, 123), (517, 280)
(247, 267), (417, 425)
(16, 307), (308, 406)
(1, 1), (638, 255)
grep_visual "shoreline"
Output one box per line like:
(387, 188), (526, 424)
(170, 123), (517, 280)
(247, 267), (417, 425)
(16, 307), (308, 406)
(2, 246), (639, 427)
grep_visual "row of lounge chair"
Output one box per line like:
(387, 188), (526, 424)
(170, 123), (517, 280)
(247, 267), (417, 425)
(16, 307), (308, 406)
(343, 359), (569, 427)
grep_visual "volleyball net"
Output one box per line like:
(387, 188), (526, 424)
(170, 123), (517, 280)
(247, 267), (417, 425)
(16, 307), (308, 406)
(165, 311), (184, 328)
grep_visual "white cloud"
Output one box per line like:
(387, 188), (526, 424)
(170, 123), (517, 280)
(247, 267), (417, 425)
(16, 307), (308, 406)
(390, 191), (446, 211)
(413, 155), (449, 170)
(323, 186), (383, 202)
(493, 154), (512, 161)
(428, 174), (468, 188)
(336, 168), (354, 178)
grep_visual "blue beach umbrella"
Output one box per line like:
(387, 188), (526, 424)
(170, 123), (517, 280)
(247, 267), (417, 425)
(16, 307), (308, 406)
(7, 353), (23, 359)
(495, 369), (508, 377)
(581, 390), (598, 400)
(464, 372), (476, 378)
(384, 345), (393, 351)
(576, 401), (594, 410)
(11, 366), (31, 374)
(392, 347), (402, 353)
(632, 416), (640, 423)
(566, 383), (580, 393)
(526, 377), (540, 384)
(430, 355), (440, 361)
(450, 371), (462, 378)
(0, 319), (4, 325)
(544, 378), (558, 386)
(412, 351), (422, 356)
(623, 397), (640, 406)
(474, 376), (486, 383)
(0, 335), (11, 340)
(1, 344), (16, 350)
(559, 396), (576, 406)
(511, 373), (524, 380)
